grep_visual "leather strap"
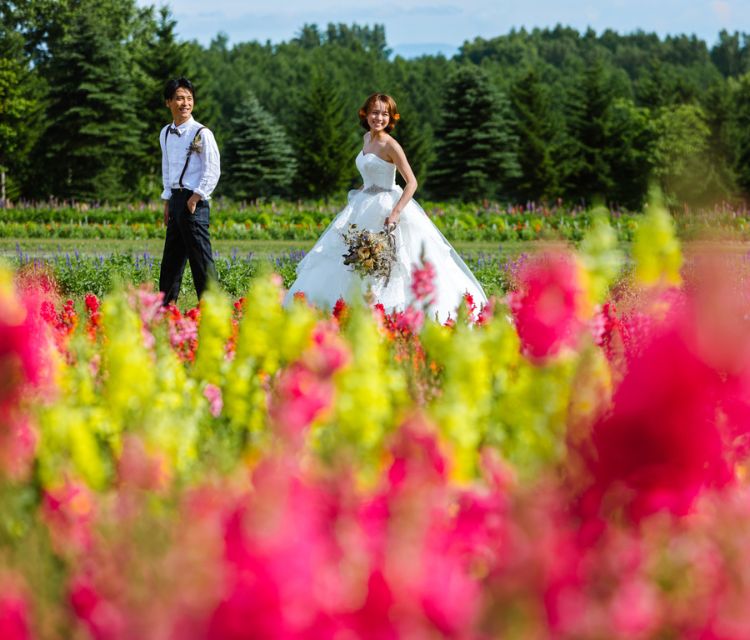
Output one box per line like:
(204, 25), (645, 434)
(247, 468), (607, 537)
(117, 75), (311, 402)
(179, 126), (206, 189)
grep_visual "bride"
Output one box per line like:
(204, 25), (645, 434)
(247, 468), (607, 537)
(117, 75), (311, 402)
(284, 93), (487, 322)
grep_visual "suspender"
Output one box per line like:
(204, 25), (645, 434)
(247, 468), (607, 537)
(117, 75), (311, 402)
(164, 125), (207, 190)
(179, 126), (206, 189)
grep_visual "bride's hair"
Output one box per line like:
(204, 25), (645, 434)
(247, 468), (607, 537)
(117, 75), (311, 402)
(358, 93), (400, 132)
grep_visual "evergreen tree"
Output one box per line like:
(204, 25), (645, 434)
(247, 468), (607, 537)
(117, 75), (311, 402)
(293, 69), (357, 200)
(32, 0), (144, 200)
(133, 5), (190, 198)
(602, 98), (652, 209)
(711, 30), (750, 78)
(730, 73), (750, 197)
(429, 65), (520, 201)
(391, 99), (433, 190)
(508, 66), (560, 201)
(224, 93), (296, 200)
(0, 20), (38, 202)
(560, 55), (617, 203)
(698, 80), (737, 203)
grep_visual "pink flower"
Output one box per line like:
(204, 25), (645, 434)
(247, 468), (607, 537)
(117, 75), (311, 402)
(204, 383), (223, 418)
(42, 479), (96, 556)
(0, 288), (49, 404)
(411, 260), (437, 304)
(508, 252), (586, 360)
(475, 298), (494, 326)
(393, 307), (425, 335)
(269, 363), (333, 437)
(0, 577), (32, 640)
(0, 415), (37, 482)
(116, 435), (170, 492)
(68, 573), (125, 640)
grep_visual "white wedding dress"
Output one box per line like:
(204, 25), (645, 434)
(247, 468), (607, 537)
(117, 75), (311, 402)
(284, 150), (487, 322)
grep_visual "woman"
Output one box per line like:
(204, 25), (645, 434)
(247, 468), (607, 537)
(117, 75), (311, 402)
(284, 93), (487, 322)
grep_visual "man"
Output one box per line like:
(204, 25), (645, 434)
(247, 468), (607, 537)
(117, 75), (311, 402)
(159, 77), (220, 305)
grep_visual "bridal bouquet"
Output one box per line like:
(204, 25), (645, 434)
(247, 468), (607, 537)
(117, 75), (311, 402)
(342, 223), (397, 284)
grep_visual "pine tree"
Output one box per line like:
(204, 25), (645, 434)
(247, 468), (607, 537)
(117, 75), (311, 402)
(293, 69), (357, 200)
(133, 6), (190, 198)
(0, 22), (38, 203)
(508, 66), (559, 202)
(391, 99), (433, 190)
(732, 73), (750, 197)
(560, 55), (616, 203)
(32, 0), (144, 201)
(429, 65), (520, 201)
(224, 93), (296, 200)
(602, 98), (652, 209)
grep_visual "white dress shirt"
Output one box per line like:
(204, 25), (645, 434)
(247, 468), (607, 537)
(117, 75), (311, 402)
(160, 116), (221, 200)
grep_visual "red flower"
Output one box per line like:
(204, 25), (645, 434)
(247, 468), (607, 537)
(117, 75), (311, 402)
(583, 322), (734, 523)
(332, 297), (349, 323)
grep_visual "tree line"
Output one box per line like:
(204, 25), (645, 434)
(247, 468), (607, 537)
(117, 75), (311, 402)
(4, 0), (750, 208)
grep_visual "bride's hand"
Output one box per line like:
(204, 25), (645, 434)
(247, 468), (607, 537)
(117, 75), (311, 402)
(384, 211), (400, 228)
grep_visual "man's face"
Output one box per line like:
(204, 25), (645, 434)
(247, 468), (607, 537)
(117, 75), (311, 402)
(166, 87), (194, 124)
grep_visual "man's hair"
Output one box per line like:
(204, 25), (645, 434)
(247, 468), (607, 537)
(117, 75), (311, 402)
(164, 77), (195, 101)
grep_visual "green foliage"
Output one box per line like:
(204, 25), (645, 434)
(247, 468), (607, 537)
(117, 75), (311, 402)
(131, 5), (190, 199)
(31, 0), (144, 201)
(508, 66), (559, 201)
(292, 69), (357, 199)
(603, 98), (653, 209)
(4, 4), (750, 207)
(224, 93), (296, 200)
(711, 30), (750, 78)
(731, 73), (750, 197)
(0, 13), (42, 200)
(650, 104), (712, 204)
(430, 65), (520, 201)
(560, 54), (619, 202)
(391, 100), (433, 189)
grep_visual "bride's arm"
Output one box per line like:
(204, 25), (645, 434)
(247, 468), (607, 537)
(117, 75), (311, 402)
(384, 139), (418, 227)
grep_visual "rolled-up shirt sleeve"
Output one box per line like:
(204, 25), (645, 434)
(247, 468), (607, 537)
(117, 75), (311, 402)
(194, 129), (220, 199)
(160, 126), (170, 200)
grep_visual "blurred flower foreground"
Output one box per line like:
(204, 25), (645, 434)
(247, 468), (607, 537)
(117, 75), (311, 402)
(5, 202), (750, 639)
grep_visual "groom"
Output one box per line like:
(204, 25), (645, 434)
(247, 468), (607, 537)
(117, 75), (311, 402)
(159, 77), (220, 306)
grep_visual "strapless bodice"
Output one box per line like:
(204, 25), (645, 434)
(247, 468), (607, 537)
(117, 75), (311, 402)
(356, 151), (397, 191)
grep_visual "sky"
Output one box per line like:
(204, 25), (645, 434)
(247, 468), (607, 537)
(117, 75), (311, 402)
(141, 0), (750, 57)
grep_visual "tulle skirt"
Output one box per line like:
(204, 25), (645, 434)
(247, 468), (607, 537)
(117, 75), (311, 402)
(284, 186), (487, 322)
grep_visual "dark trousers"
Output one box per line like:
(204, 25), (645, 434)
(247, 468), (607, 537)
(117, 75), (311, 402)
(159, 189), (217, 305)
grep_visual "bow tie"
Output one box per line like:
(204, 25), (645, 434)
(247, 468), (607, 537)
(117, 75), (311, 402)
(169, 126), (183, 136)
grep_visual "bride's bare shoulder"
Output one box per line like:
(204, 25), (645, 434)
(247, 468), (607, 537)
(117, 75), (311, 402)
(384, 135), (405, 158)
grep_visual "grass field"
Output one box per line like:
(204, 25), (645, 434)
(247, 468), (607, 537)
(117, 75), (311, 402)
(2, 237), (522, 257)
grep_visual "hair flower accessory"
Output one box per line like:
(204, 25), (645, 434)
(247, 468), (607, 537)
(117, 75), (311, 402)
(393, 113), (400, 121)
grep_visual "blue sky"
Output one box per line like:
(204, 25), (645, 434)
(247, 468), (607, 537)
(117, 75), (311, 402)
(143, 0), (750, 57)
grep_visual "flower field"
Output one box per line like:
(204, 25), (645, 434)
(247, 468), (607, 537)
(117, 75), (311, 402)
(4, 201), (750, 638)
(4, 199), (750, 244)
(11, 247), (513, 303)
